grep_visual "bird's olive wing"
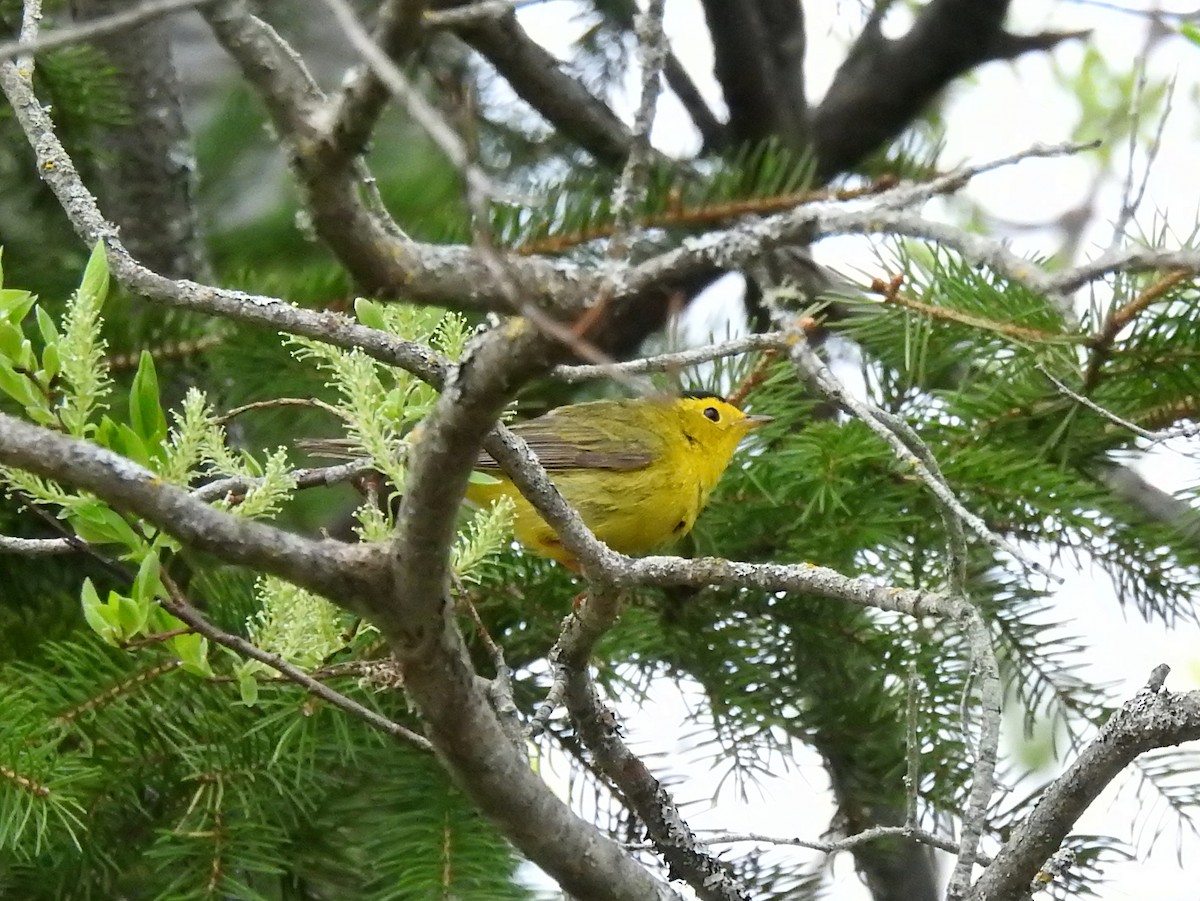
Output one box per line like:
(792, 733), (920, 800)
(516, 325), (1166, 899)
(476, 407), (660, 472)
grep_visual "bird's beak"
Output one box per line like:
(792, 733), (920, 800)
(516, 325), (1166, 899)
(741, 414), (774, 429)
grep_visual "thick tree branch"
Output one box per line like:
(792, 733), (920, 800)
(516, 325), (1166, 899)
(969, 669), (1200, 901)
(376, 323), (681, 901)
(0, 414), (386, 611)
(448, 7), (634, 168)
(201, 0), (588, 307)
(811, 0), (1086, 179)
(564, 666), (750, 901)
(698, 0), (807, 147)
(72, 0), (209, 281)
(0, 34), (553, 390)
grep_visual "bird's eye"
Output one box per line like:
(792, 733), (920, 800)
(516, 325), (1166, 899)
(703, 406), (721, 422)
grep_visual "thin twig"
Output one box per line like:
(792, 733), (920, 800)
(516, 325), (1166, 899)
(790, 340), (1057, 582)
(697, 823), (977, 860)
(567, 0), (668, 351)
(609, 0), (666, 244)
(552, 332), (788, 382)
(947, 611), (1003, 899)
(727, 348), (779, 408)
(1094, 268), (1192, 346)
(458, 593), (523, 744)
(1038, 364), (1200, 442)
(159, 575), (432, 752)
(216, 396), (346, 425)
(0, 0), (218, 64)
(1083, 268), (1193, 390)
(904, 662), (922, 827)
(190, 457), (375, 503)
(317, 0), (502, 205)
(870, 275), (1081, 345)
(423, 1), (536, 28)
(518, 178), (899, 257)
(1109, 65), (1175, 248)
(55, 660), (182, 725)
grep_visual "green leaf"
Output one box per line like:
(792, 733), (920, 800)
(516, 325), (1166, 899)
(96, 416), (150, 467)
(77, 241), (110, 308)
(354, 297), (386, 330)
(116, 591), (150, 637)
(65, 500), (143, 552)
(169, 632), (213, 677)
(0, 320), (24, 361)
(0, 357), (47, 414)
(16, 337), (35, 371)
(80, 578), (120, 645)
(1181, 21), (1200, 46)
(0, 288), (35, 325)
(36, 342), (60, 387)
(131, 551), (164, 606)
(35, 305), (58, 346)
(237, 665), (260, 706)
(129, 350), (167, 451)
(80, 578), (149, 643)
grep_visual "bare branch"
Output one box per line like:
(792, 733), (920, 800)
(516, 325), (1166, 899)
(552, 333), (787, 382)
(698, 0), (808, 148)
(968, 669), (1200, 901)
(18, 0), (41, 45)
(201, 0), (587, 306)
(618, 142), (1097, 326)
(380, 323), (683, 901)
(663, 49), (726, 151)
(563, 664), (751, 901)
(0, 0), (218, 63)
(789, 340), (1055, 581)
(0, 535), (78, 555)
(609, 0), (667, 242)
(947, 613), (1003, 899)
(1038, 364), (1200, 442)
(1048, 246), (1200, 295)
(160, 579), (432, 751)
(0, 40), (468, 384)
(811, 0), (1086, 179)
(190, 458), (376, 504)
(424, 1), (530, 28)
(322, 0), (426, 165)
(700, 824), (968, 859)
(317, 0), (502, 204)
(449, 9), (634, 169)
(0, 413), (387, 610)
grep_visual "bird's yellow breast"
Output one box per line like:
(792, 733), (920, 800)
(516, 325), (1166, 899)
(468, 455), (700, 564)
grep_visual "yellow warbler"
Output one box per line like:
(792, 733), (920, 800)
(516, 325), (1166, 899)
(467, 395), (770, 567)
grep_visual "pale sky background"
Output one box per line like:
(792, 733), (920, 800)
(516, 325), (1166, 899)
(516, 1), (1200, 898)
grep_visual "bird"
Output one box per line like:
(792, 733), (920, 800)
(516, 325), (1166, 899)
(466, 394), (771, 567)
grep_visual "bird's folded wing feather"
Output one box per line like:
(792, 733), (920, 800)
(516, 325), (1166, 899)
(478, 413), (659, 472)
